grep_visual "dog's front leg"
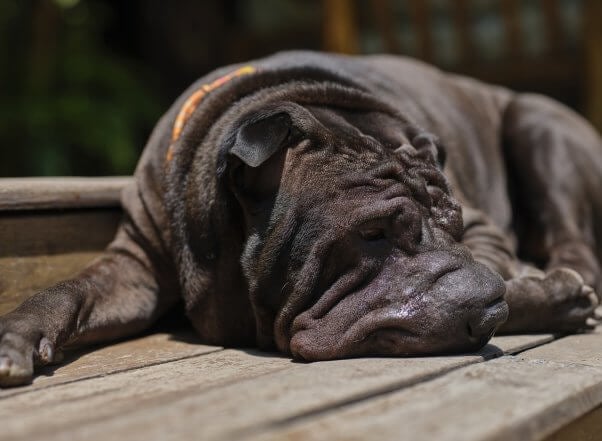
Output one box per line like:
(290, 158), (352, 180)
(0, 223), (178, 387)
(460, 206), (520, 280)
(461, 207), (598, 333)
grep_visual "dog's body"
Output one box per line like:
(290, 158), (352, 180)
(1, 51), (601, 385)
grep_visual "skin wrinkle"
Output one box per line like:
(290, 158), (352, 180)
(290, 256), (448, 358)
(351, 307), (420, 342)
(249, 220), (302, 335)
(303, 259), (379, 323)
(273, 226), (341, 349)
(246, 129), (434, 348)
(249, 121), (472, 356)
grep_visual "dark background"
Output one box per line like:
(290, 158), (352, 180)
(1, 0), (600, 177)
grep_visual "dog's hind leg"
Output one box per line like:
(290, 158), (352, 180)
(493, 93), (602, 332)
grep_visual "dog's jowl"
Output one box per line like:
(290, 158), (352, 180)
(1, 51), (601, 386)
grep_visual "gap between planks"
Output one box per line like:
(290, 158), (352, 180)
(0, 333), (555, 441)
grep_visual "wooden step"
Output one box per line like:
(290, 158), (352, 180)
(0, 177), (129, 315)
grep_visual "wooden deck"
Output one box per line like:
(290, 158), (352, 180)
(1, 178), (602, 441)
(0, 329), (601, 440)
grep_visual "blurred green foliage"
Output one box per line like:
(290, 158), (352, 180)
(0, 0), (162, 176)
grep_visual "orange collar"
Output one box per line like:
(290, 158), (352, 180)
(166, 65), (257, 162)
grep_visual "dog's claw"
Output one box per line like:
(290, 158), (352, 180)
(37, 337), (54, 365)
(0, 354), (33, 387)
(0, 331), (36, 387)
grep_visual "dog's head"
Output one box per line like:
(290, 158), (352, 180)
(217, 99), (508, 360)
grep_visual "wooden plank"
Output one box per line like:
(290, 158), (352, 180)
(543, 405), (602, 441)
(0, 348), (290, 440)
(0, 335), (552, 441)
(491, 333), (555, 354)
(253, 357), (602, 441)
(516, 328), (602, 367)
(0, 252), (101, 315)
(0, 209), (121, 314)
(0, 331), (221, 398)
(252, 331), (602, 441)
(0, 177), (131, 211)
(0, 209), (121, 257)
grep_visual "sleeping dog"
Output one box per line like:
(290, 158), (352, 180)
(1, 51), (601, 386)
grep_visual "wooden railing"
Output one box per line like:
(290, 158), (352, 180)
(322, 0), (602, 132)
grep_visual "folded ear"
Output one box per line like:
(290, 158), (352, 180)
(229, 113), (294, 168)
(218, 110), (302, 209)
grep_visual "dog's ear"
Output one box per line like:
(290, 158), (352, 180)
(218, 111), (302, 208)
(229, 113), (294, 168)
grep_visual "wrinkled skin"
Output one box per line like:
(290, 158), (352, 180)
(231, 103), (507, 360)
(1, 51), (601, 386)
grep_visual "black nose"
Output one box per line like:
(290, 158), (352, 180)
(465, 297), (509, 346)
(467, 320), (496, 345)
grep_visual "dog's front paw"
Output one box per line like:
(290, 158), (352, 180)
(0, 317), (58, 387)
(541, 268), (599, 331)
(501, 267), (598, 333)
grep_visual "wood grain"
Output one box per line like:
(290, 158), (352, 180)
(0, 209), (121, 257)
(516, 328), (602, 367)
(0, 177), (130, 211)
(0, 209), (121, 315)
(0, 252), (102, 315)
(0, 334), (553, 441)
(544, 405), (602, 441)
(252, 332), (602, 441)
(0, 331), (221, 398)
(490, 333), (555, 354)
(0, 348), (290, 440)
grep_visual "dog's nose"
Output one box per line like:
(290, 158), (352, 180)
(466, 319), (496, 345)
(465, 297), (508, 346)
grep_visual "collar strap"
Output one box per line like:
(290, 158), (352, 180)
(166, 65), (257, 162)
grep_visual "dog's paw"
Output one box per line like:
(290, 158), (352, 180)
(501, 267), (598, 333)
(0, 319), (58, 388)
(0, 333), (35, 387)
(541, 268), (599, 331)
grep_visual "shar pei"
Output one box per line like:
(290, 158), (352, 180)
(1, 51), (601, 386)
